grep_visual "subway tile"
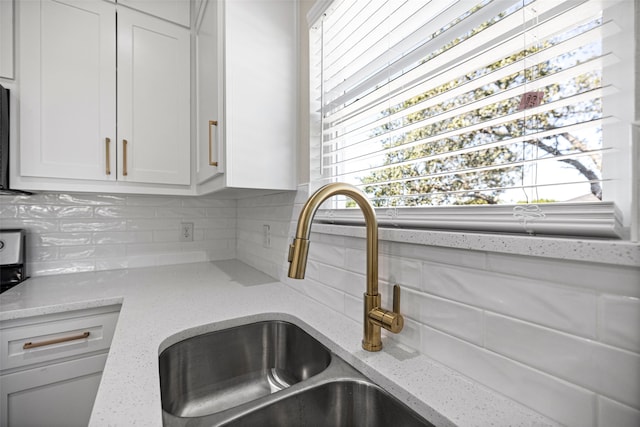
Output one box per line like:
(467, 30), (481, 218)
(297, 277), (344, 312)
(0, 204), (18, 218)
(38, 233), (93, 246)
(125, 242), (179, 255)
(402, 288), (484, 345)
(184, 197), (236, 208)
(126, 218), (180, 231)
(204, 228), (236, 240)
(154, 228), (209, 243)
(598, 295), (640, 353)
(18, 205), (94, 218)
(308, 240), (346, 268)
(60, 219), (126, 232)
(310, 231), (346, 246)
(2, 219), (58, 232)
(485, 313), (640, 408)
(420, 325), (597, 427)
(345, 248), (422, 287)
(384, 240), (487, 270)
(422, 261), (597, 338)
(95, 206), (155, 219)
(27, 246), (58, 262)
(29, 260), (95, 276)
(1, 193), (58, 205)
(487, 252), (640, 298)
(206, 207), (237, 218)
(156, 207), (207, 218)
(93, 231), (153, 245)
(58, 246), (96, 260)
(94, 245), (127, 259)
(306, 261), (364, 297)
(386, 316), (422, 352)
(58, 193), (126, 205)
(18, 205), (55, 218)
(343, 292), (361, 322)
(598, 396), (640, 427)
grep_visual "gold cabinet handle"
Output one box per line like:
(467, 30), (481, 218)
(122, 139), (128, 176)
(23, 332), (91, 350)
(208, 120), (219, 166)
(105, 137), (111, 175)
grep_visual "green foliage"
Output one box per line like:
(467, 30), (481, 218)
(354, 13), (603, 207)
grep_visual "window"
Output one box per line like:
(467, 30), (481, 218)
(309, 0), (636, 238)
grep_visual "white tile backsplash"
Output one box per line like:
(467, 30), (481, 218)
(598, 295), (640, 353)
(485, 313), (640, 408)
(235, 186), (640, 427)
(598, 397), (640, 427)
(0, 192), (237, 276)
(424, 261), (599, 338)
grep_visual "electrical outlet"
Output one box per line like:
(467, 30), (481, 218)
(180, 222), (194, 242)
(263, 224), (271, 248)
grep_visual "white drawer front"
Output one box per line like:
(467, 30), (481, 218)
(1, 309), (120, 371)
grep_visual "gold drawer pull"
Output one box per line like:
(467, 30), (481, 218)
(208, 120), (219, 166)
(123, 139), (128, 176)
(105, 137), (111, 175)
(23, 332), (91, 350)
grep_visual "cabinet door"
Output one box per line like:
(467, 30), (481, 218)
(0, 353), (107, 427)
(196, 0), (223, 184)
(224, 0), (296, 190)
(0, 0), (14, 79)
(117, 8), (191, 186)
(19, 0), (116, 181)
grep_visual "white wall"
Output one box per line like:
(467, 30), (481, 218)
(236, 188), (640, 427)
(0, 192), (236, 276)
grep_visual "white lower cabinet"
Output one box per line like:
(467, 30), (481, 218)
(0, 306), (120, 427)
(1, 354), (107, 427)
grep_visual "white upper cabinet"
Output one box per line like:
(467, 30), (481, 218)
(195, 0), (222, 185)
(15, 0), (296, 196)
(17, 0), (190, 192)
(19, 0), (117, 182)
(117, 7), (190, 185)
(0, 0), (14, 79)
(196, 0), (297, 194)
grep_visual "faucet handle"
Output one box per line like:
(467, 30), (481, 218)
(368, 284), (404, 334)
(393, 284), (401, 314)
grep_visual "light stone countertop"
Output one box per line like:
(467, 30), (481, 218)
(0, 260), (559, 427)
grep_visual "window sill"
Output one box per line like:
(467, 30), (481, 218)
(312, 223), (640, 267)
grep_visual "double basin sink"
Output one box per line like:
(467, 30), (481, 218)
(159, 320), (435, 426)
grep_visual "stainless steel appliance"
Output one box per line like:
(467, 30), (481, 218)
(0, 229), (28, 293)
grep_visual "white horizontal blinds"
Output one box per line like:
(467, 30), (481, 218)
(318, 0), (619, 209)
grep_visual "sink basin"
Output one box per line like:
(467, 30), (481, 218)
(160, 319), (434, 427)
(159, 320), (331, 417)
(220, 380), (435, 427)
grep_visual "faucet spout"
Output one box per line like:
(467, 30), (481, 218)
(287, 183), (403, 352)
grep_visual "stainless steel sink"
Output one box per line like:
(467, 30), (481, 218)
(159, 320), (434, 427)
(219, 380), (434, 427)
(159, 321), (331, 417)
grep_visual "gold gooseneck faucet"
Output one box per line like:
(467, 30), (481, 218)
(288, 183), (404, 352)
